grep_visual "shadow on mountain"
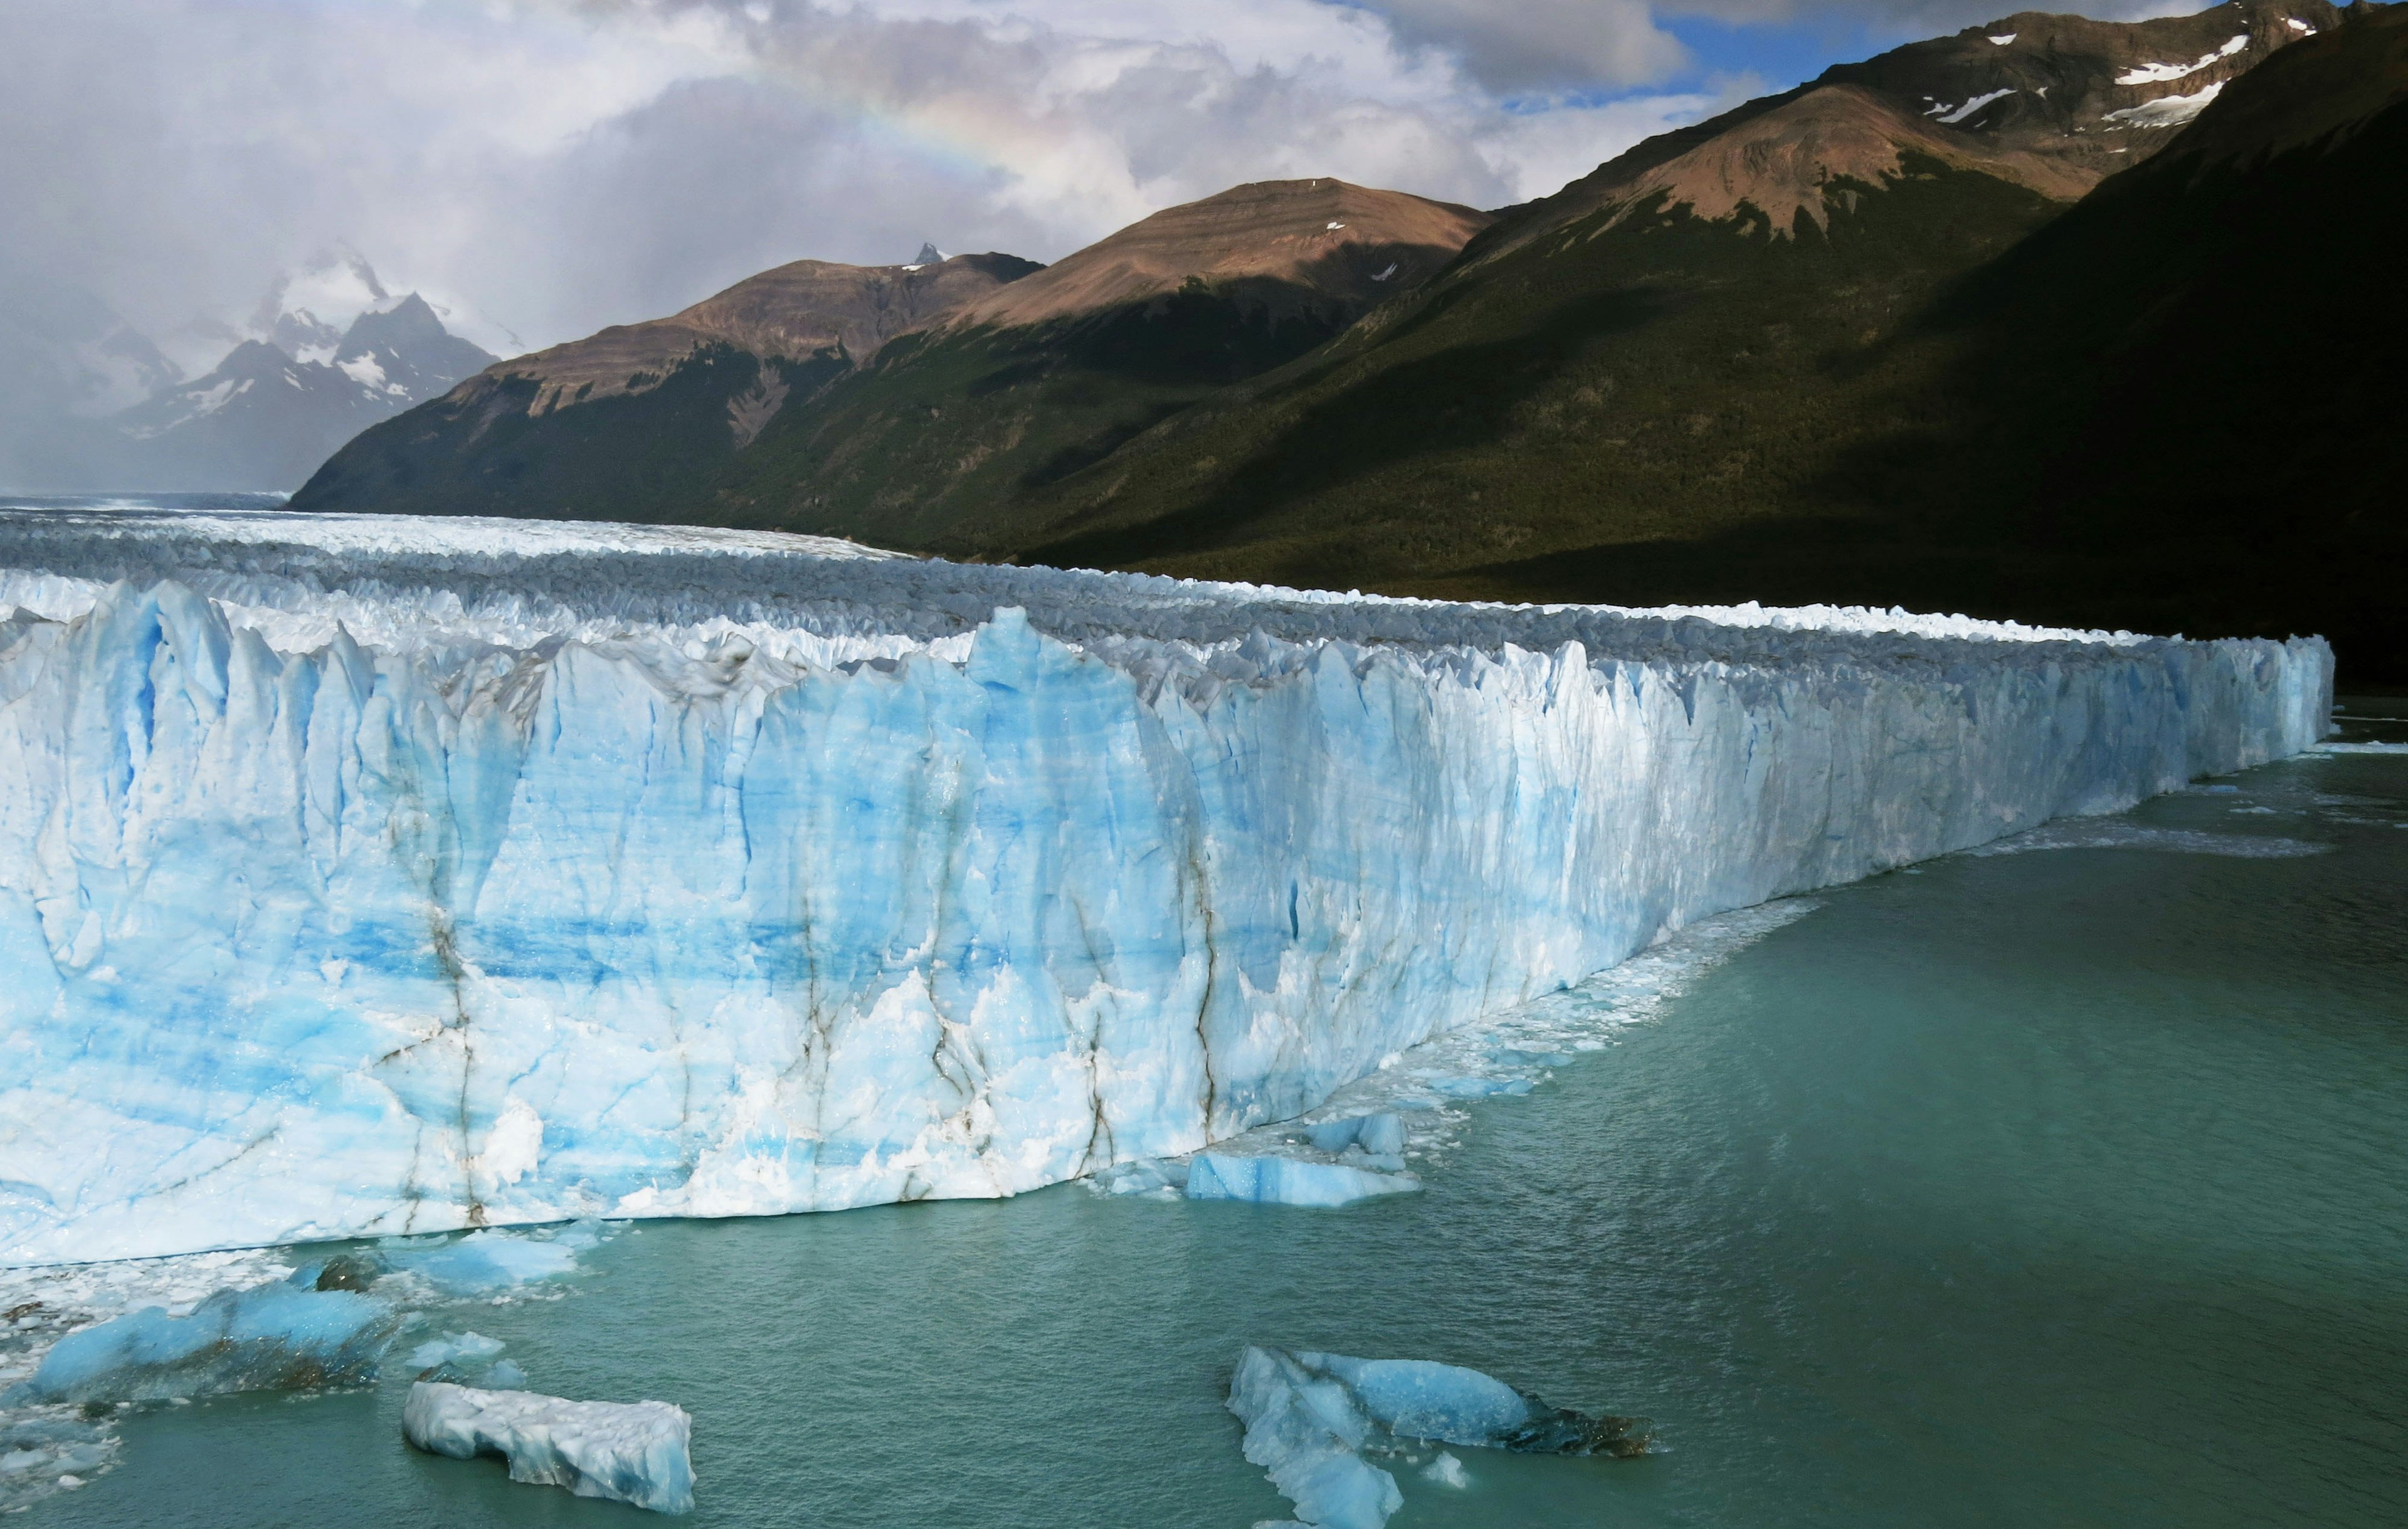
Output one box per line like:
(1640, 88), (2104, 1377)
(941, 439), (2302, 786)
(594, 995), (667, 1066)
(1018, 282), (1677, 571)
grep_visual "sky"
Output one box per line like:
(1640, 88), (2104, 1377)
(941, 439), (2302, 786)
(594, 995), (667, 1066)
(0, 0), (2207, 364)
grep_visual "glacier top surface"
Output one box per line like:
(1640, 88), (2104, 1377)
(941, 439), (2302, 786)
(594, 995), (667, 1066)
(0, 505), (2190, 665)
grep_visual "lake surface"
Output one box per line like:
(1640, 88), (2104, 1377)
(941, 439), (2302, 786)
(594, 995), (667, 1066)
(19, 708), (2408, 1528)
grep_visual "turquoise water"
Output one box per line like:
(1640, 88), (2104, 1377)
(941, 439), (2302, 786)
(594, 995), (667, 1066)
(31, 713), (2408, 1528)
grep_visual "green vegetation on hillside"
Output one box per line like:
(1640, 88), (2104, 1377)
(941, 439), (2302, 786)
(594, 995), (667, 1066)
(976, 157), (2060, 593)
(707, 285), (1362, 547)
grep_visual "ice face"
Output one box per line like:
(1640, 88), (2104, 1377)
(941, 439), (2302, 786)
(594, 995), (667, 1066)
(1185, 1153), (1420, 1207)
(1228, 1345), (1649, 1526)
(0, 512), (2333, 1264)
(402, 1380), (695, 1515)
(1302, 1113), (1405, 1155)
(1, 1281), (398, 1404)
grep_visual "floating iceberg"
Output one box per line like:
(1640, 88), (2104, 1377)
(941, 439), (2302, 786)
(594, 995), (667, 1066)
(2, 1281), (398, 1404)
(379, 1227), (595, 1297)
(0, 510), (2331, 1263)
(407, 1331), (506, 1372)
(1302, 1113), (1406, 1156)
(1228, 1345), (1647, 1528)
(403, 1380), (695, 1515)
(1186, 1153), (1419, 1207)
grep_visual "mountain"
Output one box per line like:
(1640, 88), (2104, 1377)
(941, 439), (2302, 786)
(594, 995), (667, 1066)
(288, 3), (2403, 674)
(291, 252), (1038, 518)
(0, 270), (187, 486)
(971, 1), (2404, 675)
(100, 340), (406, 490)
(326, 293), (502, 406)
(292, 180), (1489, 532)
(5, 293), (498, 493)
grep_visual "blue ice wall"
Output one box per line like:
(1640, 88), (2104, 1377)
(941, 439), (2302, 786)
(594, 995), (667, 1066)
(0, 515), (2331, 1262)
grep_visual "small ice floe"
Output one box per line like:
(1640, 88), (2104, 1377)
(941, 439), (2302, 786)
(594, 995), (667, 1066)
(378, 1222), (606, 1300)
(406, 1331), (526, 1389)
(2, 1282), (399, 1406)
(2310, 741), (2408, 755)
(1421, 1451), (1469, 1487)
(1186, 1154), (1418, 1208)
(0, 1409), (120, 1513)
(403, 1381), (695, 1515)
(1302, 1113), (1407, 1159)
(1089, 1158), (1191, 1197)
(1968, 822), (2330, 858)
(1228, 1347), (1648, 1528)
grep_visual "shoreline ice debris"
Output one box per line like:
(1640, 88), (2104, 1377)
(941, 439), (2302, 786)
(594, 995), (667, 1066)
(1, 1282), (398, 1406)
(0, 1410), (118, 1513)
(1228, 1346), (1649, 1528)
(0, 510), (2331, 1264)
(1186, 1153), (1419, 1207)
(403, 1380), (695, 1515)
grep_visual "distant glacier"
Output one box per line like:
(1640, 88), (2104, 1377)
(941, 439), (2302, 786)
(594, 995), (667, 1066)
(0, 508), (2330, 1265)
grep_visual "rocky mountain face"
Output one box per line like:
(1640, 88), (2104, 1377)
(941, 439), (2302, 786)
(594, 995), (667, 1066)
(294, 183), (1490, 531)
(292, 251), (1042, 520)
(993, 1), (2404, 676)
(2, 289), (496, 493)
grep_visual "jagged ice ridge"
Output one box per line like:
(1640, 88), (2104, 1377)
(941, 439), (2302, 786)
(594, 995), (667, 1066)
(0, 510), (2331, 1264)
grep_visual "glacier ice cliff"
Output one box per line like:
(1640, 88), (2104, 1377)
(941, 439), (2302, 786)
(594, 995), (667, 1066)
(0, 508), (2332, 1264)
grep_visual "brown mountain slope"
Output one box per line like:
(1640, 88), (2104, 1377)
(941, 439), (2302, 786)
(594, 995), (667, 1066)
(481, 252), (1039, 417)
(943, 179), (1491, 331)
(1472, 0), (2339, 261)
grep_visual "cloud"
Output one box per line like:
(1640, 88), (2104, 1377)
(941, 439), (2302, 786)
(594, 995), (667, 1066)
(1650, 0), (2207, 27)
(1342, 0), (1692, 93)
(0, 0), (1743, 362)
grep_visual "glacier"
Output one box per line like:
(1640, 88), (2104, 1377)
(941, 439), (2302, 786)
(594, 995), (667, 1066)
(0, 507), (2331, 1266)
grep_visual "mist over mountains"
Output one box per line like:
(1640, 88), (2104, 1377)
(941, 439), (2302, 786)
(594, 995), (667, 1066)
(0, 253), (495, 493)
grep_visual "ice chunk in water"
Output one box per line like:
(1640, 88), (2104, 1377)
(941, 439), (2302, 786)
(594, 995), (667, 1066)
(383, 1228), (590, 1296)
(1227, 1347), (1402, 1529)
(1421, 1453), (1468, 1488)
(1186, 1155), (1418, 1207)
(2, 1283), (398, 1404)
(403, 1380), (695, 1515)
(1302, 1113), (1407, 1155)
(0, 1410), (119, 1513)
(1228, 1345), (1649, 1528)
(409, 1332), (507, 1371)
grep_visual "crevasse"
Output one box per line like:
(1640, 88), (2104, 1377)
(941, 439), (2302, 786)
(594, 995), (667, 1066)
(0, 513), (2331, 1264)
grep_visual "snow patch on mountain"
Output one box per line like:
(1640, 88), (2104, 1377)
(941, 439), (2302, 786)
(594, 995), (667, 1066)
(2116, 34), (2251, 85)
(2104, 80), (2227, 127)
